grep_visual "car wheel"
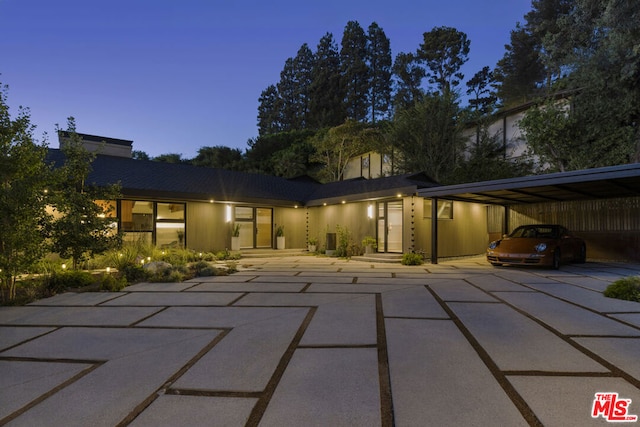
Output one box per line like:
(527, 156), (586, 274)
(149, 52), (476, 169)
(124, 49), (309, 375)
(577, 245), (586, 263)
(491, 263), (502, 267)
(552, 249), (561, 270)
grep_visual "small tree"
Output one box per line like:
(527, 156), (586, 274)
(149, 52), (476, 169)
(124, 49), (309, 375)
(0, 83), (53, 301)
(311, 120), (382, 182)
(50, 118), (121, 270)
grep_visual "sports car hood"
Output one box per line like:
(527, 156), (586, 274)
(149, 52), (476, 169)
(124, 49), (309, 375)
(492, 237), (556, 252)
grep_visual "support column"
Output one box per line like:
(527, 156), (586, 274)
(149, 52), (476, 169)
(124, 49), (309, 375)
(504, 205), (510, 235)
(431, 197), (438, 264)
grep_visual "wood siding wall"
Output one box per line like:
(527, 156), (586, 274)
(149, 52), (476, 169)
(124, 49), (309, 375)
(307, 202), (377, 251)
(413, 199), (488, 258)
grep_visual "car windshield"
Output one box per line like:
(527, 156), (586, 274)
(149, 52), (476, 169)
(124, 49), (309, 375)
(509, 226), (559, 239)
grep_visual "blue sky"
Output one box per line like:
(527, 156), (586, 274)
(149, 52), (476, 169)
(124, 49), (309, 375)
(1, 0), (532, 158)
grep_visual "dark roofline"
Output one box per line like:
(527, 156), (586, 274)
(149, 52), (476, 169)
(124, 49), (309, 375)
(417, 163), (640, 205)
(58, 131), (133, 147)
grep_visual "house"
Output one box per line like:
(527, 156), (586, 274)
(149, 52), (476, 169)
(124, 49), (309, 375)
(49, 132), (640, 263)
(49, 132), (494, 259)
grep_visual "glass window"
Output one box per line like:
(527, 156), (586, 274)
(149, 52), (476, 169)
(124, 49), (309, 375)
(122, 232), (152, 246)
(119, 200), (186, 247)
(156, 222), (185, 248)
(424, 200), (453, 219)
(121, 200), (153, 231)
(157, 203), (185, 220)
(235, 206), (254, 220)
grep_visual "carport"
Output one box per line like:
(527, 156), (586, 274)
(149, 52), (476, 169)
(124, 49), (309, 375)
(417, 163), (640, 264)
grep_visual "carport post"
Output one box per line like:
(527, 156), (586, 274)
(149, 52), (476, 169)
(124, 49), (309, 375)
(504, 205), (510, 235)
(431, 197), (438, 264)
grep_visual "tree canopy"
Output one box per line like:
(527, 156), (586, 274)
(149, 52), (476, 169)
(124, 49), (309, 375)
(0, 83), (52, 301)
(50, 118), (122, 270)
(518, 0), (640, 171)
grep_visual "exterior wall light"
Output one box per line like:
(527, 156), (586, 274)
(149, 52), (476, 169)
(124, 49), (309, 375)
(367, 204), (373, 219)
(226, 204), (232, 222)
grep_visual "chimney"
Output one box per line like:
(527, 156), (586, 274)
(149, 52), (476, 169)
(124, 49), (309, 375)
(58, 131), (133, 158)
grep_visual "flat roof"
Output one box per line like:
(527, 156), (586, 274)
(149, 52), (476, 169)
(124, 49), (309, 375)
(417, 163), (640, 205)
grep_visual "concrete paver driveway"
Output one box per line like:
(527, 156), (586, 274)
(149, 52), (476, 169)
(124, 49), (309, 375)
(1, 256), (639, 426)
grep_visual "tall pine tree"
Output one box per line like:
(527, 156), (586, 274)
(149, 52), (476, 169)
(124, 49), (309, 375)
(392, 52), (425, 111)
(367, 22), (392, 123)
(341, 21), (370, 122)
(257, 84), (283, 136)
(309, 33), (345, 129)
(417, 26), (470, 96)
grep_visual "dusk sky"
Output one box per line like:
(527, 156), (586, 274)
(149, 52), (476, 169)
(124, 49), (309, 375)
(1, 0), (532, 158)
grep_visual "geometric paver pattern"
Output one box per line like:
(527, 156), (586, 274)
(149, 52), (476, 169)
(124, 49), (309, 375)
(1, 256), (639, 426)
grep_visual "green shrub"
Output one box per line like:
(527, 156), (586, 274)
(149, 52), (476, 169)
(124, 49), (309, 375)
(167, 270), (185, 282)
(148, 269), (184, 282)
(334, 225), (361, 257)
(99, 274), (127, 292)
(148, 264), (189, 282)
(45, 271), (95, 293)
(5, 278), (47, 306)
(121, 264), (150, 283)
(226, 261), (238, 274)
(193, 261), (220, 277)
(197, 266), (219, 277)
(603, 276), (640, 302)
(193, 261), (211, 273)
(401, 252), (424, 265)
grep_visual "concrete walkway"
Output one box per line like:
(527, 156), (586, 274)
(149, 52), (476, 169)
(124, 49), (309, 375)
(1, 256), (639, 426)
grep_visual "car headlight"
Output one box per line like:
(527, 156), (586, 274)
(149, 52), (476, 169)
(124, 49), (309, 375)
(488, 241), (499, 249)
(534, 243), (547, 252)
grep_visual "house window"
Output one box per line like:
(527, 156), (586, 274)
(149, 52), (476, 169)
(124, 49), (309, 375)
(234, 206), (254, 220)
(156, 202), (186, 248)
(424, 200), (453, 219)
(119, 200), (186, 247)
(156, 222), (185, 248)
(156, 203), (185, 220)
(121, 200), (153, 231)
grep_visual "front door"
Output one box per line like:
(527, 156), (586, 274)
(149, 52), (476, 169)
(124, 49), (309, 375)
(235, 207), (273, 249)
(377, 200), (403, 253)
(255, 208), (272, 248)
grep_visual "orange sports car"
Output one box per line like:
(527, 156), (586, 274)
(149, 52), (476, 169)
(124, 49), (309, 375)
(486, 224), (586, 269)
